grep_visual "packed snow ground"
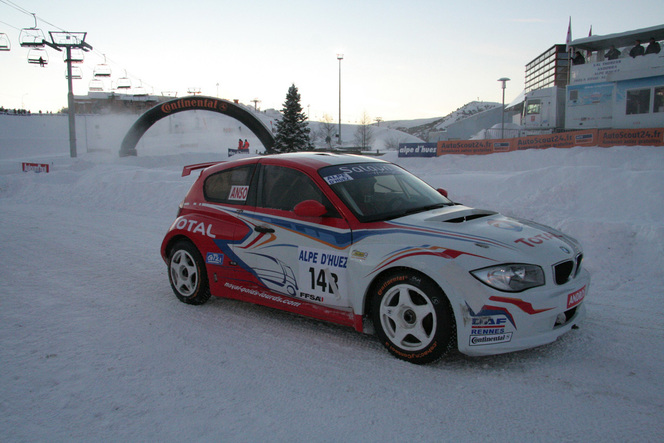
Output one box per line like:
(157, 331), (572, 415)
(1, 121), (663, 441)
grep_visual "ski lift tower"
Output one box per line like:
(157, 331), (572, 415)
(43, 31), (92, 158)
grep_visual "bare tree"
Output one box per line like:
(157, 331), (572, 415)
(353, 111), (374, 149)
(316, 113), (336, 149)
(383, 132), (409, 151)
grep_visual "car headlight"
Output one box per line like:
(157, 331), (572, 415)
(471, 264), (544, 292)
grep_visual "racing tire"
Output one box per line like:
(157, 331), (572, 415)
(168, 240), (211, 305)
(371, 271), (455, 364)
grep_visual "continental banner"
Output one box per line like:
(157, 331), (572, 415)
(436, 128), (664, 156)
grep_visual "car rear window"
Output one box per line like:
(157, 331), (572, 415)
(204, 164), (255, 204)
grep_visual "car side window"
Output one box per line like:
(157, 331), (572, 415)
(204, 164), (255, 204)
(258, 165), (338, 216)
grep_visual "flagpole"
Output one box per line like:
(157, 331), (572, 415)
(566, 17), (572, 85)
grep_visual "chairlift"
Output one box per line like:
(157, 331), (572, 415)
(27, 48), (48, 66)
(65, 66), (83, 80)
(0, 33), (10, 51)
(116, 78), (132, 90)
(88, 78), (105, 91)
(93, 56), (112, 77)
(64, 47), (85, 63)
(19, 14), (45, 47)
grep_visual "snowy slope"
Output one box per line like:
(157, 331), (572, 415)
(1, 126), (663, 441)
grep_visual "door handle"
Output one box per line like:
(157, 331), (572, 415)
(254, 225), (275, 234)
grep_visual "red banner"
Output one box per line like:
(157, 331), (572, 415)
(22, 162), (50, 173)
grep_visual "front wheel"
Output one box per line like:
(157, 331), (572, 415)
(168, 240), (211, 305)
(371, 272), (455, 364)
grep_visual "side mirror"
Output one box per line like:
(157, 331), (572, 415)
(437, 188), (448, 198)
(294, 200), (327, 217)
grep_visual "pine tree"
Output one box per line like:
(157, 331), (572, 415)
(273, 84), (313, 153)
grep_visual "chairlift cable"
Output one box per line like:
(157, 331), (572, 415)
(2, 0), (162, 97)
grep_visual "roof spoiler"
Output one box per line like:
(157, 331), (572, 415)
(181, 161), (225, 177)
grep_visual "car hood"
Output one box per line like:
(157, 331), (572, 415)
(390, 205), (582, 263)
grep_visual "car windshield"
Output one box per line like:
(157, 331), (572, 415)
(319, 162), (453, 222)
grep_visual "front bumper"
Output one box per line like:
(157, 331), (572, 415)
(456, 268), (590, 356)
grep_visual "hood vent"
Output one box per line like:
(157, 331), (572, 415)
(443, 211), (495, 223)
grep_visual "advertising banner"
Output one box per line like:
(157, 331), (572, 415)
(398, 143), (438, 157)
(22, 162), (50, 173)
(598, 128), (664, 147)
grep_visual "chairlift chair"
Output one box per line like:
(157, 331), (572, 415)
(93, 64), (111, 77)
(116, 77), (132, 90)
(93, 54), (112, 77)
(27, 48), (49, 66)
(88, 78), (105, 91)
(64, 47), (85, 63)
(0, 33), (10, 51)
(19, 15), (45, 47)
(65, 66), (83, 80)
(19, 27), (45, 47)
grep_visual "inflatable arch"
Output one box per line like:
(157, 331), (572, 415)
(119, 96), (275, 156)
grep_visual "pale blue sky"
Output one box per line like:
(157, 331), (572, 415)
(1, 0), (662, 121)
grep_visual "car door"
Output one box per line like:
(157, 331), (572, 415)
(198, 162), (260, 294)
(232, 163), (354, 308)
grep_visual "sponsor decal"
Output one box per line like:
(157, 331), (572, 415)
(298, 247), (348, 300)
(386, 340), (438, 359)
(321, 163), (404, 183)
(467, 303), (517, 329)
(323, 173), (353, 185)
(469, 333), (513, 346)
(297, 291), (324, 302)
(223, 282), (302, 307)
(567, 285), (587, 308)
(514, 231), (563, 247)
(469, 313), (513, 346)
(351, 250), (368, 260)
(228, 185), (249, 201)
(174, 218), (216, 238)
(205, 252), (224, 265)
(377, 275), (408, 296)
(471, 315), (507, 334)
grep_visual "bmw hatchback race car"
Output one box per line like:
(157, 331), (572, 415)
(161, 153), (589, 364)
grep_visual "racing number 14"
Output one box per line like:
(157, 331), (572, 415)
(308, 267), (339, 294)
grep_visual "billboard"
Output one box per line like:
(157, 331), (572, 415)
(398, 143), (438, 157)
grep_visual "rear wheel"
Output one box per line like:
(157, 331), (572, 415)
(372, 272), (454, 364)
(168, 240), (211, 305)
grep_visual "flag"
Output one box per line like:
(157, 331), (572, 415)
(566, 17), (572, 53)
(588, 25), (592, 37)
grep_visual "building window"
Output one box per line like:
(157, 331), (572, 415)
(654, 87), (664, 113)
(626, 89), (651, 115)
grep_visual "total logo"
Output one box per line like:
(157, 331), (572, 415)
(174, 218), (216, 238)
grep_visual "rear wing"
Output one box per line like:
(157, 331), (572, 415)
(181, 161), (225, 177)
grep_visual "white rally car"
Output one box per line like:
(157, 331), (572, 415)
(161, 153), (589, 364)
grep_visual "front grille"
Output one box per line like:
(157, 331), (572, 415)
(553, 253), (583, 285)
(554, 260), (574, 284)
